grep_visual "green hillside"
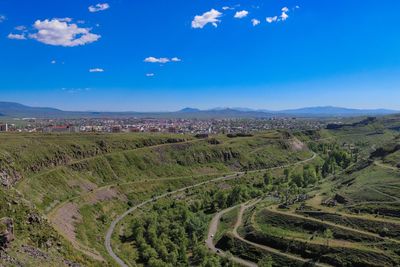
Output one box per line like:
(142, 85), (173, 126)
(0, 130), (312, 266)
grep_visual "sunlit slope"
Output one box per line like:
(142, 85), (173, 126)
(10, 132), (311, 211)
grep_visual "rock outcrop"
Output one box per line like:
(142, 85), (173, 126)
(0, 218), (14, 249)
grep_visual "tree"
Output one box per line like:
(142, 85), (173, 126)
(263, 172), (273, 186)
(258, 256), (273, 267)
(284, 168), (292, 182)
(323, 229), (333, 247)
(303, 165), (317, 186)
(214, 191), (227, 210)
(200, 256), (221, 267)
(290, 172), (304, 188)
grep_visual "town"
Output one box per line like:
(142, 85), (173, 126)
(0, 117), (326, 134)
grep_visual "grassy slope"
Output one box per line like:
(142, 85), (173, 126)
(0, 131), (312, 266)
(234, 119), (400, 267)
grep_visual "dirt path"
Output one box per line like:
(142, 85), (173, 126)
(206, 199), (330, 267)
(105, 152), (317, 266)
(50, 202), (105, 262)
(306, 194), (400, 225)
(47, 175), (223, 263)
(206, 204), (257, 267)
(268, 206), (400, 245)
(18, 139), (200, 189)
(374, 160), (399, 171)
(233, 200), (331, 267)
(105, 173), (248, 267)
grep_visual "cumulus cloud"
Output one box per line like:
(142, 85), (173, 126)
(0, 15), (5, 23)
(89, 3), (110, 13)
(234, 10), (249, 19)
(8, 33), (27, 40)
(51, 60), (57, 64)
(29, 18), (101, 47)
(266, 16), (278, 23)
(191, 9), (222, 29)
(281, 7), (289, 12)
(251, 19), (260, 26)
(89, 68), (104, 72)
(146, 73), (155, 77)
(144, 57), (181, 64)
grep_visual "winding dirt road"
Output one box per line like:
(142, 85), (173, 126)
(105, 152), (317, 266)
(207, 199), (331, 267)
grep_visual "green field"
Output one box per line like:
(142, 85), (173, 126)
(1, 116), (400, 266)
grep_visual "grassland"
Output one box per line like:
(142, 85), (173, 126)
(1, 115), (399, 266)
(211, 117), (400, 266)
(0, 130), (314, 266)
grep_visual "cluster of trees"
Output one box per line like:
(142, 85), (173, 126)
(263, 164), (320, 190)
(124, 140), (357, 266)
(321, 149), (352, 176)
(199, 184), (264, 214)
(124, 183), (263, 267)
(308, 142), (354, 177)
(126, 200), (212, 266)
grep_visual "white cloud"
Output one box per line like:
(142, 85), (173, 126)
(146, 73), (155, 77)
(281, 12), (289, 21)
(171, 57), (181, 62)
(191, 9), (222, 29)
(15, 25), (26, 31)
(29, 18), (101, 47)
(54, 17), (72, 22)
(89, 68), (104, 72)
(144, 57), (170, 64)
(251, 19), (260, 26)
(51, 60), (57, 64)
(62, 87), (91, 94)
(222, 6), (232, 11)
(281, 7), (289, 12)
(89, 3), (110, 13)
(144, 57), (182, 64)
(234, 10), (249, 19)
(0, 15), (6, 23)
(7, 33), (26, 40)
(266, 16), (278, 23)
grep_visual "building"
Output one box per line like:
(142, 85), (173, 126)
(0, 124), (8, 132)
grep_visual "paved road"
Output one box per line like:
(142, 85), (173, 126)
(105, 152), (317, 266)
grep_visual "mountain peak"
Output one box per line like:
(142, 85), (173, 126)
(178, 107), (201, 113)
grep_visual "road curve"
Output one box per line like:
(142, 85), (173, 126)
(232, 201), (331, 267)
(206, 204), (258, 267)
(105, 173), (245, 267)
(207, 198), (330, 267)
(105, 152), (317, 266)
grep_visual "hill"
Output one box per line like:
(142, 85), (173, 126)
(0, 102), (398, 119)
(279, 106), (398, 117)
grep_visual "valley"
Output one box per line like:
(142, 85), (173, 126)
(0, 115), (399, 266)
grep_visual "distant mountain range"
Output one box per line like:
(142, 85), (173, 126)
(0, 102), (398, 119)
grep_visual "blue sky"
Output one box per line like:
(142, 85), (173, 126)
(1, 0), (400, 111)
